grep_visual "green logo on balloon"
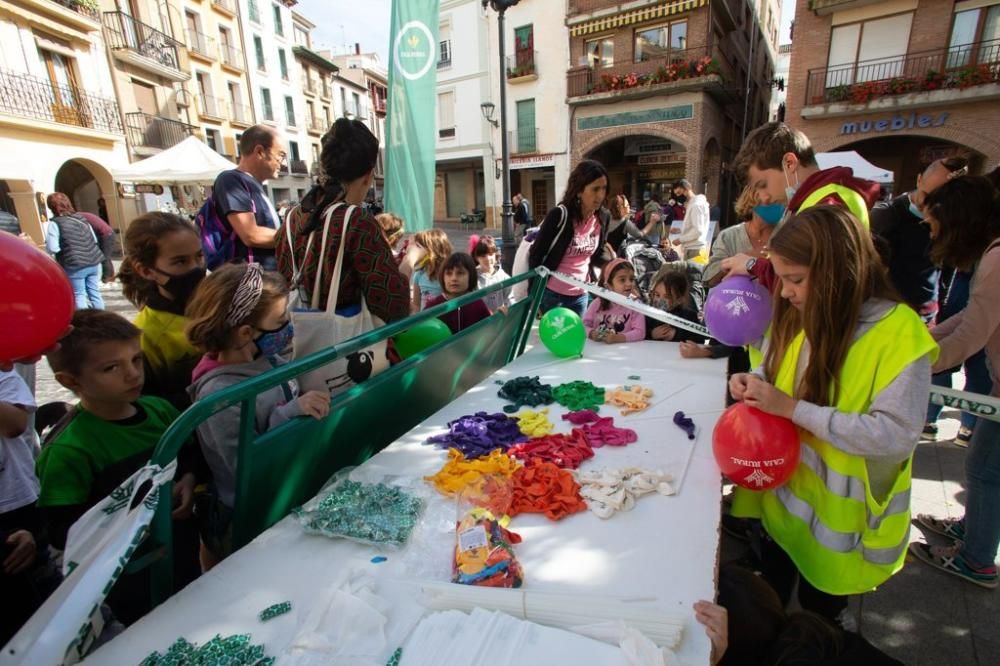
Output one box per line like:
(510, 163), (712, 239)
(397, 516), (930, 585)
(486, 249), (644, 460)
(539, 307), (586, 358)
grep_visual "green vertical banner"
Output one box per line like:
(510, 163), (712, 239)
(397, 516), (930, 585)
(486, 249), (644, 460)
(384, 0), (440, 232)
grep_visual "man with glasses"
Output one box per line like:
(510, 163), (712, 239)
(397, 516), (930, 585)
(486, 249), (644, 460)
(212, 124), (287, 269)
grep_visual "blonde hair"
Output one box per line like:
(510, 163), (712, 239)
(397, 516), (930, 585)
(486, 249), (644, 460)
(413, 228), (453, 279)
(375, 212), (404, 247)
(734, 185), (758, 221)
(185, 264), (288, 353)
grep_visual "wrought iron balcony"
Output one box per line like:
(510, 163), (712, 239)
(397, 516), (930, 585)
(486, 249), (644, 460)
(290, 159), (309, 175)
(103, 11), (186, 80)
(229, 102), (252, 125)
(567, 45), (723, 100)
(0, 68), (122, 134)
(506, 51), (537, 80)
(125, 111), (195, 150)
(187, 29), (215, 60)
(219, 42), (243, 70)
(509, 127), (539, 155)
(805, 39), (1000, 106)
(197, 95), (225, 118)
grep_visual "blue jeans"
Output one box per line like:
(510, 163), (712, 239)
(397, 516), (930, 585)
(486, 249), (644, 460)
(65, 264), (104, 310)
(926, 350), (992, 430)
(960, 417), (1000, 567)
(539, 288), (588, 318)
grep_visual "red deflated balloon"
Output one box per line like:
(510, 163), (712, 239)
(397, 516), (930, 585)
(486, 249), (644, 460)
(0, 231), (74, 364)
(712, 403), (800, 491)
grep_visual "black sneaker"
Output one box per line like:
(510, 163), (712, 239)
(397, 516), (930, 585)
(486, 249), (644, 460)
(922, 422), (939, 440)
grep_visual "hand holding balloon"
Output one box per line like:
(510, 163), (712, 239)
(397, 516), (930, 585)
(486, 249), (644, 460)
(720, 253), (754, 277)
(741, 375), (797, 420)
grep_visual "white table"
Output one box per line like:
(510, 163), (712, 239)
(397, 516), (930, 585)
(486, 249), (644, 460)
(86, 339), (727, 665)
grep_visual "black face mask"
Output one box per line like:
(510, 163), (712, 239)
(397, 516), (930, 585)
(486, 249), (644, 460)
(155, 266), (206, 305)
(674, 194), (688, 205)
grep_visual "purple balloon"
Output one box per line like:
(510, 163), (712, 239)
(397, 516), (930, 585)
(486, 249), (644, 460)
(704, 276), (772, 346)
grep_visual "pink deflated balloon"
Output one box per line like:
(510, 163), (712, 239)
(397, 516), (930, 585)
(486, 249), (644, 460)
(704, 276), (772, 346)
(0, 232), (74, 363)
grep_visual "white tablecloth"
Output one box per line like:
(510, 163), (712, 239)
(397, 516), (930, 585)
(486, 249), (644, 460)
(85, 339), (727, 665)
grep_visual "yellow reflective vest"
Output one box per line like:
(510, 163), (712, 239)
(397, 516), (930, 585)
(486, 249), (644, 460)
(732, 304), (938, 595)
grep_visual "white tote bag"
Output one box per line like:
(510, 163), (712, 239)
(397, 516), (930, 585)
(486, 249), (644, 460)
(286, 203), (389, 396)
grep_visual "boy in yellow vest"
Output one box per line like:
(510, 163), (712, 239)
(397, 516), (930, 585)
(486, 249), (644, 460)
(720, 122), (881, 292)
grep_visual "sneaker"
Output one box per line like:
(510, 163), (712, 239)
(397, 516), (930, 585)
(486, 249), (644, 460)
(954, 426), (973, 448)
(909, 542), (998, 589)
(915, 514), (966, 541)
(921, 422), (939, 440)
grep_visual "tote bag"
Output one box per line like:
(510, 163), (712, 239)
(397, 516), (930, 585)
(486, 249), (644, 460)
(285, 203), (389, 396)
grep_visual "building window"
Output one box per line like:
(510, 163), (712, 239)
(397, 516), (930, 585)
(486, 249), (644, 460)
(339, 87), (347, 116)
(948, 4), (1000, 67)
(351, 91), (361, 118)
(205, 128), (222, 153)
(515, 98), (535, 153)
(311, 143), (320, 162)
(438, 39), (452, 68)
(248, 0), (259, 24)
(826, 13), (913, 85)
(438, 90), (455, 139)
(279, 49), (288, 79)
(323, 105), (330, 124)
(261, 88), (273, 121)
(294, 25), (308, 47)
(289, 140), (300, 162)
(584, 37), (614, 68)
(513, 24), (534, 73)
(273, 4), (284, 36)
(254, 35), (265, 71)
(634, 20), (688, 63)
(285, 95), (295, 126)
(227, 81), (244, 121)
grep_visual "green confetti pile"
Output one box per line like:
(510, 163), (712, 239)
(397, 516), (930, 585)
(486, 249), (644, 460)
(258, 601), (291, 622)
(139, 634), (273, 666)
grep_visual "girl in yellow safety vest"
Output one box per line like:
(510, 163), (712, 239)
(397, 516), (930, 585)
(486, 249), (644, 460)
(728, 206), (938, 623)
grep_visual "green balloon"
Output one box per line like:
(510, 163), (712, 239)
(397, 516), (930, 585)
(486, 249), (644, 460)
(539, 307), (586, 358)
(395, 318), (452, 359)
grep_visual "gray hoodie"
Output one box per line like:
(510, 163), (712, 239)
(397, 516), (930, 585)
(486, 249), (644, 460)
(188, 355), (303, 507)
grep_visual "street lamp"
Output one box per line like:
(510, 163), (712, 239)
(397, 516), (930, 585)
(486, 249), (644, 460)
(482, 0), (521, 273)
(480, 102), (499, 127)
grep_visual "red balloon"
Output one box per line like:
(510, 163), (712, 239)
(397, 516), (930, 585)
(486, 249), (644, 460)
(712, 403), (800, 490)
(0, 231), (74, 363)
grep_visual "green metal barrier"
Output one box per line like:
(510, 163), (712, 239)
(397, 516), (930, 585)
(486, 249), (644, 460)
(143, 270), (547, 605)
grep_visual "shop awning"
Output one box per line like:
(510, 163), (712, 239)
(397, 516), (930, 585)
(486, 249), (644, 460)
(569, 0), (708, 37)
(110, 136), (236, 184)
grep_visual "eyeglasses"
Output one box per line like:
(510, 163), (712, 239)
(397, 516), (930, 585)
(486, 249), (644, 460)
(264, 149), (288, 165)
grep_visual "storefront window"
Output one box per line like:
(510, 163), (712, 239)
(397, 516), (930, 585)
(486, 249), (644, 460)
(634, 20), (687, 63)
(585, 37), (614, 69)
(948, 4), (1000, 67)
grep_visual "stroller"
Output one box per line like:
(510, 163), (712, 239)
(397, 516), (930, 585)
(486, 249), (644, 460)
(619, 239), (679, 299)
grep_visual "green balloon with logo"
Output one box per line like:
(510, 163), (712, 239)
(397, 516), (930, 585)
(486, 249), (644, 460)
(539, 307), (586, 358)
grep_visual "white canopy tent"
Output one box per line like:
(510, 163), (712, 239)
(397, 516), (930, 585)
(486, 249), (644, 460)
(816, 150), (894, 184)
(110, 136), (235, 185)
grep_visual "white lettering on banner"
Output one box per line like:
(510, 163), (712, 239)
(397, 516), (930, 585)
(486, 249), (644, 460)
(393, 21), (435, 81)
(928, 386), (1000, 422)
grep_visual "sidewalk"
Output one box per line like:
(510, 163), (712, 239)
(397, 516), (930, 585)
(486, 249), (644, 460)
(720, 409), (1000, 665)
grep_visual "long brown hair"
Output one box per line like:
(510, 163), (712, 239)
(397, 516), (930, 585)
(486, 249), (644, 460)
(924, 175), (1000, 271)
(763, 206), (898, 406)
(185, 264), (288, 353)
(413, 228), (453, 280)
(119, 212), (200, 307)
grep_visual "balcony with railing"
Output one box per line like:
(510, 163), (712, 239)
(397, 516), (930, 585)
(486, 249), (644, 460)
(373, 97), (387, 115)
(102, 11), (188, 81)
(197, 94), (225, 119)
(307, 116), (325, 135)
(506, 51), (537, 82)
(803, 39), (1000, 116)
(125, 111), (195, 151)
(187, 29), (216, 61)
(212, 0), (236, 15)
(229, 102), (252, 126)
(567, 44), (726, 104)
(303, 78), (317, 96)
(219, 42), (243, 70)
(0, 68), (122, 135)
(290, 159), (309, 175)
(509, 127), (539, 155)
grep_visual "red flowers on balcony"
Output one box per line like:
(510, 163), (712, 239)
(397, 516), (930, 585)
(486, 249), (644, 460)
(589, 56), (721, 94)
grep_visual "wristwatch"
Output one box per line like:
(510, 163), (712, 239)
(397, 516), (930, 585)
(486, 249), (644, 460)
(745, 257), (757, 273)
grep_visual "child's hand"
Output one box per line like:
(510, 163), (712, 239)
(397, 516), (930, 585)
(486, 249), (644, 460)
(743, 375), (797, 419)
(171, 472), (196, 520)
(651, 324), (675, 341)
(298, 391), (331, 420)
(679, 341), (712, 358)
(603, 333), (626, 344)
(3, 530), (37, 575)
(497, 305), (509, 316)
(693, 600), (728, 665)
(728, 373), (753, 401)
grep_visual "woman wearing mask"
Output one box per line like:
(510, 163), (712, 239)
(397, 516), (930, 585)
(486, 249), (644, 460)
(528, 160), (614, 316)
(704, 186), (774, 287)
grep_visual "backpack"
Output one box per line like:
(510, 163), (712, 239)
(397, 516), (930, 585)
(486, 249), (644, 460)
(196, 179), (256, 269)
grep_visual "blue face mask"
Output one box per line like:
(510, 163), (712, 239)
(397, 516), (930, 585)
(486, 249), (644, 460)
(254, 320), (294, 357)
(754, 203), (786, 225)
(908, 196), (924, 220)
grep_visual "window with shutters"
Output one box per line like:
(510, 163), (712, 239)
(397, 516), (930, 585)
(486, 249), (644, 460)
(254, 35), (265, 71)
(279, 49), (288, 80)
(825, 13), (913, 86)
(261, 88), (273, 121)
(438, 90), (455, 139)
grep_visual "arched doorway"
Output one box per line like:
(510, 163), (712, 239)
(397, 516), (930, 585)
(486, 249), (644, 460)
(584, 134), (688, 208)
(53, 158), (122, 231)
(827, 136), (985, 195)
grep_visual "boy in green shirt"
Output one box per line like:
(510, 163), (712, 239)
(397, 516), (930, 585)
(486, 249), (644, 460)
(39, 309), (200, 623)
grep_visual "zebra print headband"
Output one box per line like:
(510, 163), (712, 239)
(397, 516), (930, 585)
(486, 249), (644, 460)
(226, 263), (264, 327)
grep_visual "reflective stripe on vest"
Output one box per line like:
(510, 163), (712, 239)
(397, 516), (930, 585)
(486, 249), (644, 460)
(732, 305), (938, 595)
(798, 183), (871, 228)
